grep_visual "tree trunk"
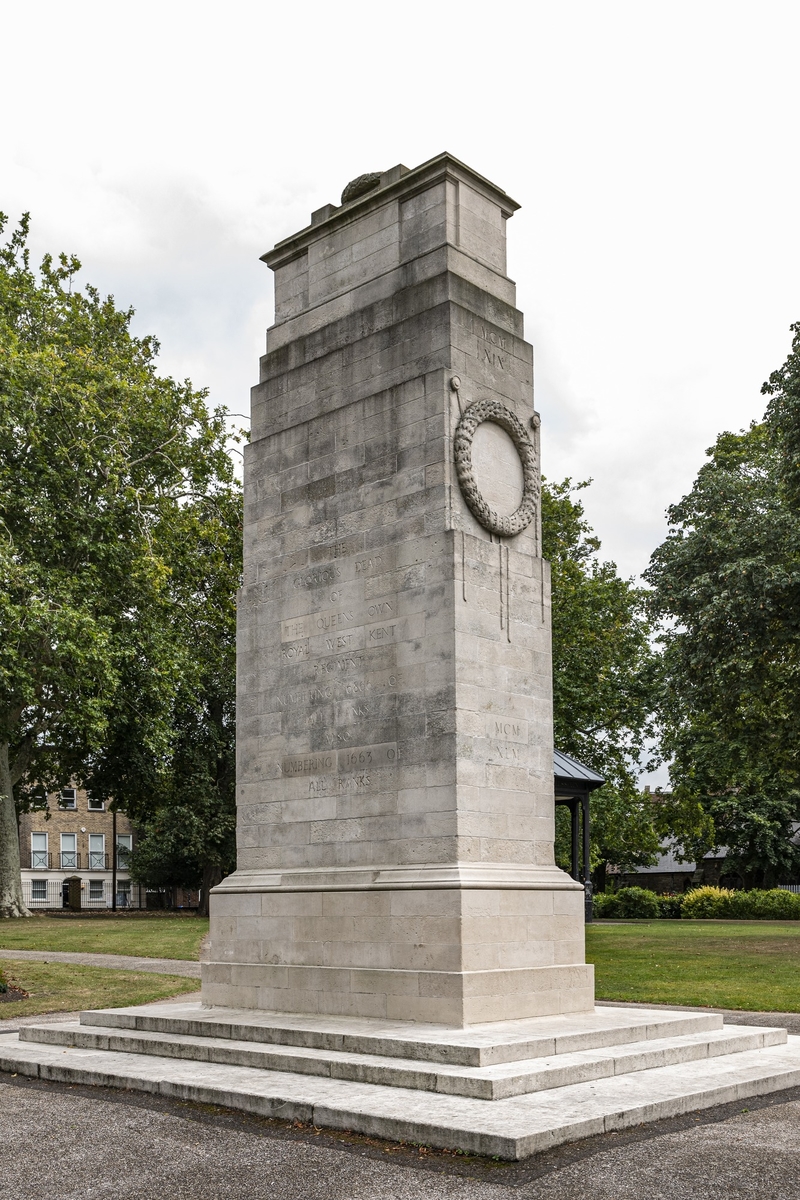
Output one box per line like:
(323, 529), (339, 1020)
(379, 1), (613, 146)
(0, 742), (30, 918)
(198, 861), (224, 918)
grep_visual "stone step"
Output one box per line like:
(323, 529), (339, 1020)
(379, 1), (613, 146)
(75, 1001), (726, 1066)
(19, 1020), (787, 1100)
(2, 1025), (800, 1159)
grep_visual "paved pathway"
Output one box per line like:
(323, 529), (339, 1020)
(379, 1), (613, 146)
(2, 1070), (800, 1199)
(0, 948), (200, 977)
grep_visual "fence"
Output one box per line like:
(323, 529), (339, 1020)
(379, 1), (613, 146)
(778, 884), (800, 894)
(22, 878), (148, 910)
(27, 852), (112, 871)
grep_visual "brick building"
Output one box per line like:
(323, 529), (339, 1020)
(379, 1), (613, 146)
(18, 786), (142, 909)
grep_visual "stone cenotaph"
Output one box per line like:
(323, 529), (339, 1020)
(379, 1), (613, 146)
(202, 153), (594, 1023)
(7, 157), (796, 1160)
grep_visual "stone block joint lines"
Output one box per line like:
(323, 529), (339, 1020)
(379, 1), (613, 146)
(206, 152), (590, 1026)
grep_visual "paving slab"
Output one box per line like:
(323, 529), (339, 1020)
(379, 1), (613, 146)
(75, 1000), (726, 1064)
(21, 1018), (785, 1101)
(3, 1022), (800, 1160)
(5, 1068), (800, 1200)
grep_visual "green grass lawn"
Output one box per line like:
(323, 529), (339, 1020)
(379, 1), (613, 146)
(0, 915), (209, 960)
(587, 920), (800, 1011)
(0, 960), (200, 1020)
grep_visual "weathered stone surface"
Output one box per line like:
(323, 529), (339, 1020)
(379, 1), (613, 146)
(16, 1007), (787, 1101)
(8, 158), (796, 1165)
(2, 1009), (800, 1160)
(204, 153), (590, 1024)
(340, 172), (383, 205)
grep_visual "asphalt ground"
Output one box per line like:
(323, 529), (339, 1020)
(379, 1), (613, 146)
(3, 1070), (800, 1200)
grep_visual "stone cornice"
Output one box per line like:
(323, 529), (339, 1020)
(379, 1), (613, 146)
(262, 152), (521, 270)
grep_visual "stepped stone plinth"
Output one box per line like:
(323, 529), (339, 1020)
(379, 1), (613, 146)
(3, 1003), (799, 1159)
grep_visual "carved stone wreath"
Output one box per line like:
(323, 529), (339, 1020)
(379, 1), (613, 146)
(453, 399), (539, 537)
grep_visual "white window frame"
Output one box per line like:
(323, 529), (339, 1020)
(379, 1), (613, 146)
(60, 832), (78, 869)
(87, 795), (105, 811)
(30, 878), (48, 901)
(88, 878), (105, 901)
(116, 834), (133, 869)
(30, 831), (48, 870)
(59, 787), (77, 810)
(88, 833), (106, 870)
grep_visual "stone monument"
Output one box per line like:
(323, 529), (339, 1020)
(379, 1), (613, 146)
(202, 152), (593, 1023)
(7, 156), (797, 1161)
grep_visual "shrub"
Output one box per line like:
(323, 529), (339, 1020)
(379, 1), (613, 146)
(615, 887), (662, 918)
(592, 891), (620, 918)
(658, 893), (684, 919)
(681, 886), (735, 919)
(594, 884), (800, 919)
(594, 887), (661, 919)
(727, 888), (800, 920)
(0, 968), (7, 994)
(682, 886), (800, 919)
(752, 889), (800, 919)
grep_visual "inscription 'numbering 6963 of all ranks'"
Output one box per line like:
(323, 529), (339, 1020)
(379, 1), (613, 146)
(280, 743), (398, 777)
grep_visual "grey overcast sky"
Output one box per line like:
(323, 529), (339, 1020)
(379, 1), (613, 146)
(3, 0), (799, 582)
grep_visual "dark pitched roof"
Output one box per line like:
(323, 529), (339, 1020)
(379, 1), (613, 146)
(553, 748), (605, 789)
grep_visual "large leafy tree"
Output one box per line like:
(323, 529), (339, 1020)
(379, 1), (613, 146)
(543, 480), (661, 882)
(0, 214), (239, 917)
(90, 490), (241, 914)
(645, 323), (800, 887)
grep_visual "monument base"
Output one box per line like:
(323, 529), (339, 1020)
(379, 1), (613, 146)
(201, 962), (595, 1026)
(4, 1003), (800, 1159)
(202, 867), (593, 1024)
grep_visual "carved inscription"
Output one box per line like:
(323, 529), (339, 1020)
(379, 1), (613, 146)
(271, 546), (412, 823)
(281, 600), (397, 643)
(281, 640), (309, 662)
(480, 325), (507, 349)
(479, 326), (507, 371)
(355, 553), (386, 576)
(337, 742), (397, 769)
(281, 743), (397, 777)
(292, 565), (342, 590)
(279, 602), (421, 665)
(281, 752), (336, 777)
(308, 774), (372, 795)
(489, 741), (521, 763)
(482, 347), (505, 370)
(487, 716), (528, 744)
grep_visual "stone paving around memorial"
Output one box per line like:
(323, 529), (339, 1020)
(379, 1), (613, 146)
(4, 1001), (800, 1160)
(3, 1069), (800, 1200)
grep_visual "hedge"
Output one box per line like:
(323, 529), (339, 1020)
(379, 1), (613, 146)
(681, 886), (800, 920)
(593, 885), (800, 920)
